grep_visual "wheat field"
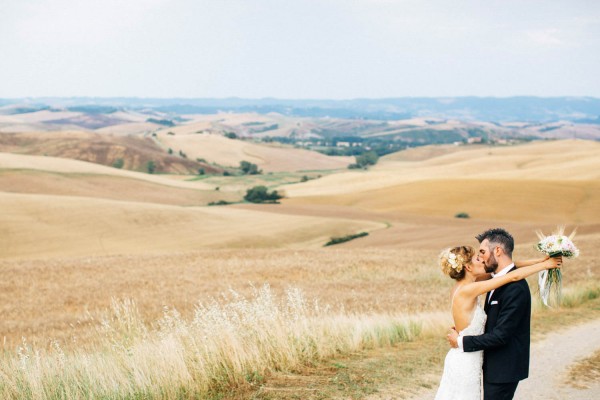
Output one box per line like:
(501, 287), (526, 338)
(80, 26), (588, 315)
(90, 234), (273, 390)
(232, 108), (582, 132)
(1, 138), (599, 398)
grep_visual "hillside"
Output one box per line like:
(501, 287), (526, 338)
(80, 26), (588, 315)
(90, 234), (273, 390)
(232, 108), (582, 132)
(0, 131), (219, 174)
(0, 192), (385, 260)
(280, 140), (600, 224)
(0, 152), (218, 191)
(154, 129), (353, 172)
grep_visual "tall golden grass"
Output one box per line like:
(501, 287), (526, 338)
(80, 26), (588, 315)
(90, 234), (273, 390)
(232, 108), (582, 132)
(2, 282), (598, 399)
(0, 285), (444, 399)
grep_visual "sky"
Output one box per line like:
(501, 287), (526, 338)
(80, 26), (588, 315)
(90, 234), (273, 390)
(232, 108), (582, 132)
(1, 0), (599, 99)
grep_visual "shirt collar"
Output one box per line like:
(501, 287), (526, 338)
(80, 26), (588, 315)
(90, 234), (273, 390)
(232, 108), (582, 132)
(491, 263), (515, 278)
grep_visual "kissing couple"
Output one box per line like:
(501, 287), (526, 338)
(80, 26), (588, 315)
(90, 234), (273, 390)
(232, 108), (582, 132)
(434, 228), (561, 400)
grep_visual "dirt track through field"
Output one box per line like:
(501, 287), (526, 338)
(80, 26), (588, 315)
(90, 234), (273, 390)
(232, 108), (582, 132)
(401, 318), (600, 400)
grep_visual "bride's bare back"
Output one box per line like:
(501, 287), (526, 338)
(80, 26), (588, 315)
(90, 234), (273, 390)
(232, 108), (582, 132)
(451, 285), (479, 332)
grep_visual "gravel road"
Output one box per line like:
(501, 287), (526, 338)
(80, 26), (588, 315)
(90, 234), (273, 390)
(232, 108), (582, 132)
(373, 318), (600, 400)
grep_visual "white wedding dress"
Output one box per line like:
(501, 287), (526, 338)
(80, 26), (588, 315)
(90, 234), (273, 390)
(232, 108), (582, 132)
(434, 300), (487, 400)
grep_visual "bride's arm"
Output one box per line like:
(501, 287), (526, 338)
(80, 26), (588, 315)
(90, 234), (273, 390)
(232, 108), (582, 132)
(461, 257), (561, 299)
(514, 255), (549, 268)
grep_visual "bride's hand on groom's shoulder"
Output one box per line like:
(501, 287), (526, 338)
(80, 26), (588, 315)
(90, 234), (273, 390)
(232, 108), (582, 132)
(447, 327), (459, 348)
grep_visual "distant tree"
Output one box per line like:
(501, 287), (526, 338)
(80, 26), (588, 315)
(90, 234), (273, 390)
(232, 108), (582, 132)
(146, 160), (156, 174)
(348, 151), (379, 169)
(112, 158), (124, 169)
(224, 132), (238, 139)
(223, 171), (231, 176)
(168, 148), (173, 155)
(240, 160), (262, 175)
(179, 150), (187, 158)
(198, 168), (205, 175)
(356, 151), (379, 168)
(147, 118), (175, 127)
(244, 186), (283, 203)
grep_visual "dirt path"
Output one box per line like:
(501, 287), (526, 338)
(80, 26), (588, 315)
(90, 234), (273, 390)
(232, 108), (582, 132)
(397, 318), (600, 400)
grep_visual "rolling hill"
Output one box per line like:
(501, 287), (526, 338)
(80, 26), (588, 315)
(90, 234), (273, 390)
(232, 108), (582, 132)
(0, 192), (385, 260)
(0, 131), (220, 174)
(280, 140), (600, 224)
(154, 129), (353, 172)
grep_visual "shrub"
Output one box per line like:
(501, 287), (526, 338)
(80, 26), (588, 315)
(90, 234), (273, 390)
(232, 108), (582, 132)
(168, 148), (173, 155)
(244, 186), (283, 203)
(240, 161), (262, 175)
(224, 132), (237, 139)
(455, 212), (470, 219)
(146, 118), (175, 127)
(324, 232), (369, 246)
(198, 168), (205, 175)
(112, 158), (124, 169)
(146, 160), (156, 174)
(208, 200), (232, 206)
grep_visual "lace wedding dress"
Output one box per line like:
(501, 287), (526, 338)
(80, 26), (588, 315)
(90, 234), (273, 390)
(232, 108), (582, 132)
(434, 302), (487, 400)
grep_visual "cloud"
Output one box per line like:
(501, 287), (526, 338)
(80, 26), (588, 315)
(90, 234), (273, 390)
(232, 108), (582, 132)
(526, 28), (568, 47)
(13, 0), (170, 46)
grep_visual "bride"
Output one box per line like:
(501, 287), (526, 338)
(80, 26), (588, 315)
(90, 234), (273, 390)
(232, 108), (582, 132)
(433, 245), (560, 400)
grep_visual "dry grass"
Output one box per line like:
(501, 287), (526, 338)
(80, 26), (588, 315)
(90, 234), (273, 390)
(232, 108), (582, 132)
(0, 192), (384, 259)
(1, 232), (598, 349)
(284, 178), (600, 223)
(0, 248), (442, 348)
(1, 138), (599, 398)
(567, 349), (600, 389)
(0, 169), (239, 206)
(0, 286), (442, 400)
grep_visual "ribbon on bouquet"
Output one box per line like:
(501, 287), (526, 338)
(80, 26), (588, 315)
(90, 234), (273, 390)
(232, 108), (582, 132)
(538, 270), (550, 307)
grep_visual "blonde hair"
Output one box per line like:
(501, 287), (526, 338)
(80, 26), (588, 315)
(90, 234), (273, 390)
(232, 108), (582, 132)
(439, 246), (475, 280)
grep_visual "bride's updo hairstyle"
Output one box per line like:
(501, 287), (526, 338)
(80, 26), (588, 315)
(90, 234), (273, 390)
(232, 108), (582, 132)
(439, 246), (475, 280)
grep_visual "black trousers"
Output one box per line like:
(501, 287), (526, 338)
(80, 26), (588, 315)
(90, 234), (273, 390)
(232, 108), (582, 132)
(483, 381), (519, 400)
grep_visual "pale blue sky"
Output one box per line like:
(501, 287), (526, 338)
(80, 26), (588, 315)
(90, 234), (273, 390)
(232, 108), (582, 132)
(1, 0), (599, 98)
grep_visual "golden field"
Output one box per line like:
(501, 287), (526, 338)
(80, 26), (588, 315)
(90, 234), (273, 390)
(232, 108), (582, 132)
(0, 136), (599, 398)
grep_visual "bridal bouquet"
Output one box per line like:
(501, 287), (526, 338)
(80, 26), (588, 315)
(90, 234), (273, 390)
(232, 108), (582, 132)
(535, 226), (579, 307)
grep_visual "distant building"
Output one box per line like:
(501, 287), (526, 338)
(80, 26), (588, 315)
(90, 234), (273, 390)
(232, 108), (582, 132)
(467, 137), (483, 144)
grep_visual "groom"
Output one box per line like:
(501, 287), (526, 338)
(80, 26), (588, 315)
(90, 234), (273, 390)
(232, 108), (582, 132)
(448, 228), (530, 400)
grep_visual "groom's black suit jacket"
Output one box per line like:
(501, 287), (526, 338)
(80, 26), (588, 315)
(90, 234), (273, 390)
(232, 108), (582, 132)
(462, 267), (531, 384)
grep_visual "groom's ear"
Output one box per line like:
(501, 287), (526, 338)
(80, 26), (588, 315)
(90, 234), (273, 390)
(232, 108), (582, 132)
(494, 245), (503, 257)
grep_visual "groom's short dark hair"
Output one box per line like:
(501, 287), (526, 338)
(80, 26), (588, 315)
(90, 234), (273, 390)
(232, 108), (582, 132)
(476, 228), (514, 257)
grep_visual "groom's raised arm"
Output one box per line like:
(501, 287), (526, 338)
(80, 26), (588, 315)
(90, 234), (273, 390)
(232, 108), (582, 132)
(461, 283), (529, 352)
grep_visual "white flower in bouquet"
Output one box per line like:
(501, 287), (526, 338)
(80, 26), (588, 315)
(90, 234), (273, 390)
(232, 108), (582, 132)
(535, 226), (579, 307)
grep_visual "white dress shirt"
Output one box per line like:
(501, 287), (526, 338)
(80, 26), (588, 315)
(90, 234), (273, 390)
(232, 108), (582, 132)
(487, 263), (515, 303)
(457, 263), (515, 351)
